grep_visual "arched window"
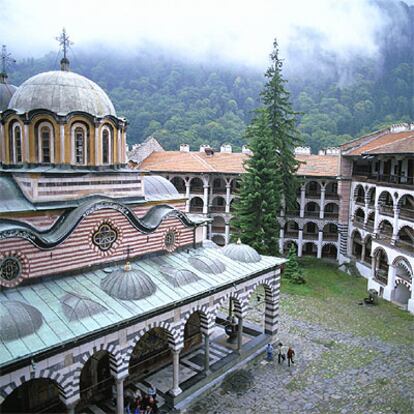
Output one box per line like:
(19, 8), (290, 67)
(37, 122), (54, 164)
(13, 125), (22, 163)
(75, 127), (85, 164)
(71, 123), (89, 165)
(101, 127), (112, 164)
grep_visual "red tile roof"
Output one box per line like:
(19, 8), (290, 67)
(139, 151), (340, 177)
(342, 130), (414, 156)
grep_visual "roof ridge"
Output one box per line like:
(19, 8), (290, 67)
(362, 133), (414, 153)
(191, 152), (216, 172)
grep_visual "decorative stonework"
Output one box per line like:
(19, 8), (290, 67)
(90, 220), (121, 255)
(0, 252), (29, 288)
(164, 228), (180, 252)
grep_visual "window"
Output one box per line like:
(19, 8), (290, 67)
(75, 127), (85, 164)
(40, 127), (51, 163)
(165, 230), (177, 251)
(0, 256), (21, 281)
(102, 129), (110, 164)
(92, 223), (118, 251)
(14, 126), (22, 163)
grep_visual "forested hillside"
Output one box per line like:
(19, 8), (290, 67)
(7, 3), (413, 152)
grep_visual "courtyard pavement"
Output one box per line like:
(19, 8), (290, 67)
(184, 294), (414, 414)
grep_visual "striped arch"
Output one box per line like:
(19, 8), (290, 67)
(179, 305), (214, 340)
(0, 369), (68, 403)
(70, 341), (124, 397)
(245, 278), (279, 336)
(125, 321), (181, 368)
(214, 290), (248, 319)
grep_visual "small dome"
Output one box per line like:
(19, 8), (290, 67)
(144, 176), (180, 200)
(8, 70), (116, 117)
(222, 241), (261, 263)
(0, 83), (17, 111)
(189, 255), (226, 274)
(159, 265), (200, 287)
(202, 240), (220, 249)
(61, 292), (107, 321)
(101, 262), (156, 300)
(0, 300), (43, 341)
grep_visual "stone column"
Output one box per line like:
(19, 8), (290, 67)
(391, 206), (399, 244)
(203, 184), (209, 214)
(0, 123), (4, 162)
(60, 122), (65, 164)
(317, 230), (323, 258)
(361, 241), (366, 264)
(225, 183), (231, 213)
(279, 228), (284, 254)
(185, 180), (191, 212)
(383, 264), (396, 301)
(170, 349), (182, 396)
(300, 185), (306, 218)
(203, 333), (211, 375)
(370, 255), (377, 279)
(116, 378), (124, 414)
(319, 188), (325, 219)
(298, 229), (303, 257)
(94, 124), (100, 166)
(225, 223), (230, 245)
(373, 206), (380, 237)
(237, 316), (243, 352)
(64, 397), (80, 414)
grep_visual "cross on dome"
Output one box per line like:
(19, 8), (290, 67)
(0, 45), (16, 83)
(56, 28), (73, 71)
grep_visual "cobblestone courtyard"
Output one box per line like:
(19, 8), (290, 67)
(185, 260), (414, 414)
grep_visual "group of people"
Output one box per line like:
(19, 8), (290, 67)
(124, 384), (159, 414)
(266, 342), (295, 367)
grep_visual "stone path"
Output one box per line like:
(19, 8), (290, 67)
(185, 297), (414, 414)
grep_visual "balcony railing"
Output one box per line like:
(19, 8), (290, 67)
(323, 233), (338, 240)
(190, 187), (204, 194)
(285, 231), (299, 238)
(305, 192), (321, 199)
(210, 206), (226, 213)
(324, 212), (339, 219)
(304, 211), (320, 218)
(211, 226), (225, 234)
(366, 221), (374, 232)
(325, 192), (339, 200)
(396, 240), (414, 254)
(354, 173), (414, 186)
(303, 233), (318, 240)
(400, 208), (414, 222)
(379, 206), (393, 217)
(189, 206), (203, 213)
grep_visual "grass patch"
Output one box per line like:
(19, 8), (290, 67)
(280, 258), (414, 345)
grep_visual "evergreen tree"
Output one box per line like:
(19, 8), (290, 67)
(231, 109), (281, 255)
(284, 245), (305, 284)
(232, 39), (300, 254)
(261, 39), (300, 210)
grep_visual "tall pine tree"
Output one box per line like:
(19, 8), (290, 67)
(232, 40), (300, 255)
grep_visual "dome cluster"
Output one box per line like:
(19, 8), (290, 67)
(222, 241), (261, 263)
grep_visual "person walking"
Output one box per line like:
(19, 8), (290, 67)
(266, 343), (274, 361)
(277, 342), (285, 364)
(287, 346), (295, 367)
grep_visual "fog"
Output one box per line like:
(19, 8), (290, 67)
(0, 0), (411, 70)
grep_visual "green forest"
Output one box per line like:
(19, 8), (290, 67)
(7, 3), (413, 152)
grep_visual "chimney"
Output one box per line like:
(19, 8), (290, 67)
(294, 146), (311, 155)
(242, 145), (253, 155)
(200, 144), (211, 153)
(220, 144), (232, 153)
(180, 144), (190, 152)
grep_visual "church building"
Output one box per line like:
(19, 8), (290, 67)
(0, 36), (283, 413)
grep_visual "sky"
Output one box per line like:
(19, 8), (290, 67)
(0, 0), (411, 68)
